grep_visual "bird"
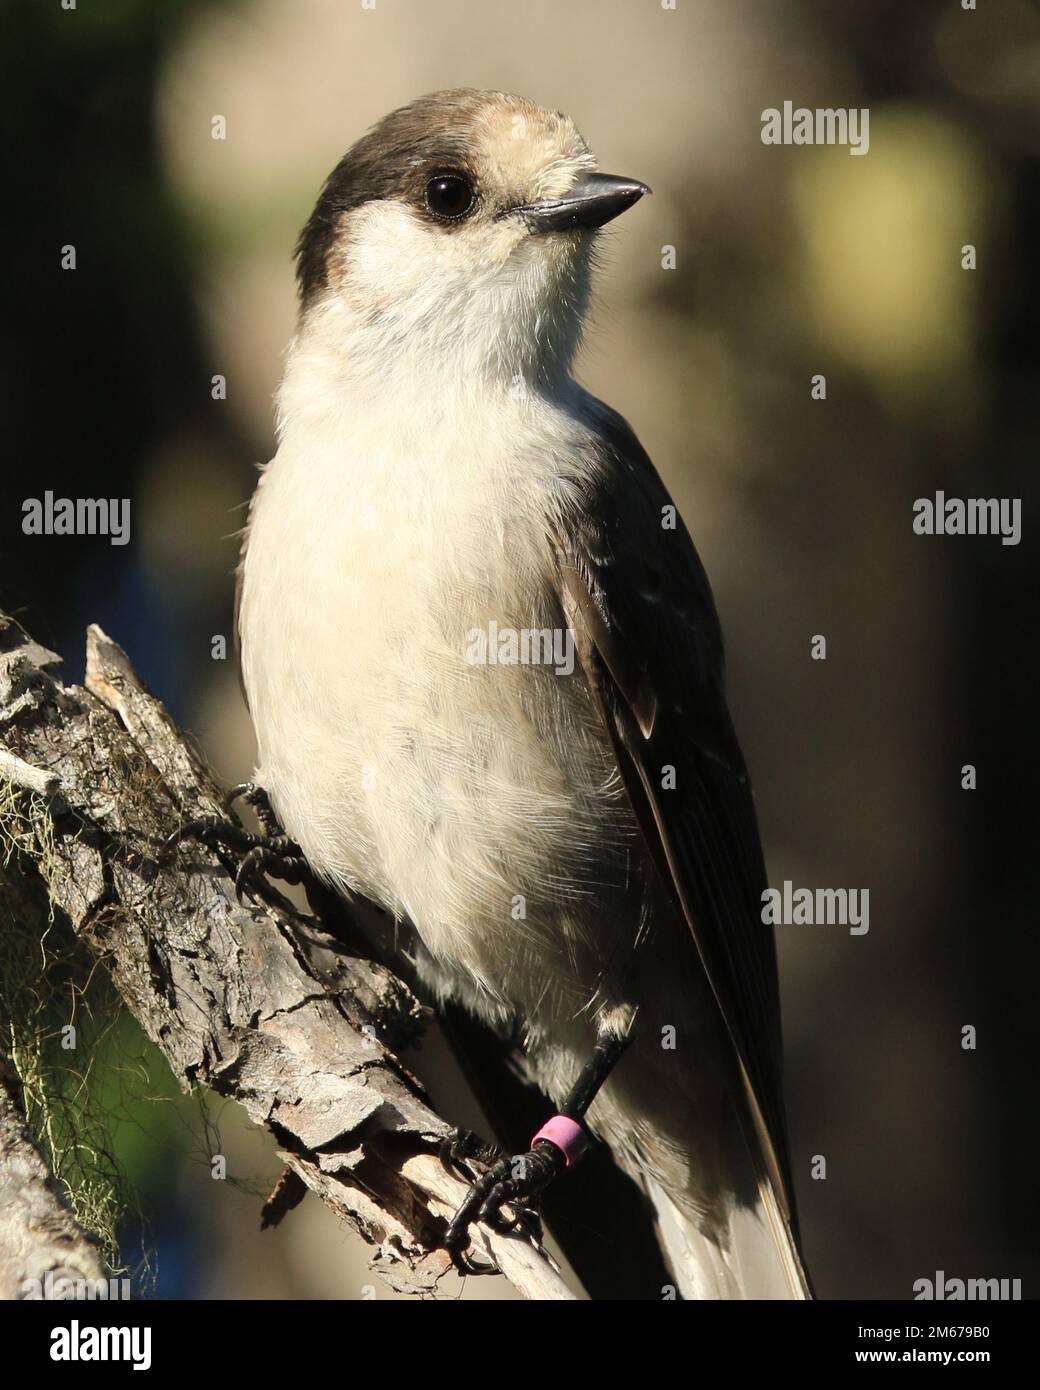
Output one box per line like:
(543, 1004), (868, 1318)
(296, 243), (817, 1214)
(229, 88), (812, 1300)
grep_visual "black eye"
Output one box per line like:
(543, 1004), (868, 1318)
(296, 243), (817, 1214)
(425, 173), (475, 220)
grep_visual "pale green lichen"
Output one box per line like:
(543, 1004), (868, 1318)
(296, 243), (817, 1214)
(0, 779), (131, 1271)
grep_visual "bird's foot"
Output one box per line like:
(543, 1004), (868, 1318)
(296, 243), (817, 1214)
(165, 782), (312, 904)
(442, 1119), (584, 1274)
(438, 1126), (505, 1179)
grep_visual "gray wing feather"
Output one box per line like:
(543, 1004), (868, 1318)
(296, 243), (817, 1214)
(554, 396), (804, 1258)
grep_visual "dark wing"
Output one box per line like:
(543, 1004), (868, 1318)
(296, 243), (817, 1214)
(554, 396), (806, 1278)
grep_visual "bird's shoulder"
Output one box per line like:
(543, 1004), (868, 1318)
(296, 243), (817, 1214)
(556, 388), (734, 760)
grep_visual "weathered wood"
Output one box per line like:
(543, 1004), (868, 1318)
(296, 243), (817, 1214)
(0, 612), (575, 1300)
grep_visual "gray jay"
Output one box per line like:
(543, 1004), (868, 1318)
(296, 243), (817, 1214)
(224, 89), (811, 1299)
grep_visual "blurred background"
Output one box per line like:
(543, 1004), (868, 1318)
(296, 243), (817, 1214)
(1, 0), (1038, 1300)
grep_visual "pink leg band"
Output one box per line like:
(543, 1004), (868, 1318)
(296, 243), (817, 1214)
(531, 1115), (588, 1167)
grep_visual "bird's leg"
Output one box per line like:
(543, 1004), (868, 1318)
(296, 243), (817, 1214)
(165, 782), (313, 904)
(442, 1029), (631, 1273)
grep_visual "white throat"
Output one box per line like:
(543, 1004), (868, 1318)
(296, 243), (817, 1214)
(280, 208), (593, 435)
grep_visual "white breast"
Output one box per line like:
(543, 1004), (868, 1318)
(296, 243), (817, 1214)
(238, 363), (637, 1031)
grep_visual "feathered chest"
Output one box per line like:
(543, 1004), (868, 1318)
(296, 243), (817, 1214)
(235, 387), (623, 932)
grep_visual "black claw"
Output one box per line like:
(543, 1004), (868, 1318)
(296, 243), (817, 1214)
(451, 1244), (498, 1277)
(439, 1126), (504, 1180)
(235, 849), (263, 904)
(225, 781), (283, 837)
(443, 1139), (562, 1272)
(166, 788), (313, 905)
(232, 840), (309, 903)
(163, 816), (263, 859)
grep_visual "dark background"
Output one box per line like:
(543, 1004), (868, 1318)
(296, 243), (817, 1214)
(1, 0), (1037, 1299)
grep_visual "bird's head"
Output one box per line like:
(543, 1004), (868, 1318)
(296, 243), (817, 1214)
(292, 90), (648, 389)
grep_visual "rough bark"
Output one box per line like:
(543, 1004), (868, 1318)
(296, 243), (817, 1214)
(0, 612), (575, 1300)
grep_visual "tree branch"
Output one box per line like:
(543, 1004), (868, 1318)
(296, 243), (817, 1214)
(0, 611), (575, 1301)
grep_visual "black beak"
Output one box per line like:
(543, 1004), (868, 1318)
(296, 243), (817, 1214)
(515, 173), (651, 233)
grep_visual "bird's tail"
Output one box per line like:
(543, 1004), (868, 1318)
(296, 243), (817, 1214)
(645, 1172), (812, 1300)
